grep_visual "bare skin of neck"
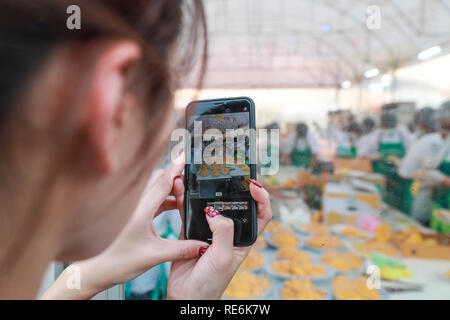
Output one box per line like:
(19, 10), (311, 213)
(0, 227), (56, 299)
(0, 196), (59, 299)
(0, 152), (64, 299)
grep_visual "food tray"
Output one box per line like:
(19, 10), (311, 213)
(332, 287), (390, 300)
(293, 223), (329, 237)
(330, 274), (390, 300)
(302, 236), (347, 254)
(272, 279), (333, 300)
(222, 277), (275, 300)
(264, 252), (337, 283)
(319, 255), (368, 277)
(330, 224), (374, 240)
(263, 232), (303, 250)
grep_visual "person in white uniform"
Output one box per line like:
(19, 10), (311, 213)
(327, 111), (345, 145)
(362, 111), (413, 167)
(413, 107), (438, 141)
(289, 122), (319, 170)
(399, 108), (440, 179)
(336, 121), (363, 158)
(359, 111), (413, 211)
(398, 107), (439, 224)
(403, 102), (450, 224)
(357, 117), (376, 158)
(362, 116), (376, 135)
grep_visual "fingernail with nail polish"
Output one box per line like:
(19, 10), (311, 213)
(199, 246), (209, 256)
(174, 149), (185, 164)
(249, 178), (263, 188)
(204, 206), (220, 217)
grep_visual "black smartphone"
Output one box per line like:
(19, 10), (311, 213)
(184, 97), (257, 246)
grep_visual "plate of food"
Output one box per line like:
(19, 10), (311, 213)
(320, 250), (367, 276)
(274, 279), (332, 300)
(222, 271), (273, 300)
(331, 275), (390, 300)
(275, 246), (320, 263)
(330, 224), (373, 240)
(264, 230), (302, 249)
(303, 234), (345, 253)
(351, 240), (400, 258)
(265, 253), (336, 282)
(263, 220), (290, 234)
(294, 222), (329, 237)
(239, 250), (265, 273)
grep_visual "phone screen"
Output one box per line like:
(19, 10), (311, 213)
(184, 97), (257, 246)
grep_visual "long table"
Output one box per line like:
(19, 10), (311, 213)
(261, 189), (450, 300)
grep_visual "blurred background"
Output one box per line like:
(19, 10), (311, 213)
(40, 0), (450, 300)
(176, 0), (450, 129)
(150, 0), (450, 301)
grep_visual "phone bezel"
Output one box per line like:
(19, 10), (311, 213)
(184, 96), (257, 247)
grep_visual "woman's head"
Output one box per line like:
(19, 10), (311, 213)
(347, 121), (363, 144)
(295, 123), (308, 138)
(380, 111), (397, 129)
(0, 0), (206, 261)
(414, 107), (437, 134)
(362, 117), (375, 134)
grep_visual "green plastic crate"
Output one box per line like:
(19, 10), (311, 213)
(431, 202), (450, 234)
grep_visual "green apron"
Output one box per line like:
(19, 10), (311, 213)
(430, 145), (450, 232)
(432, 147), (450, 209)
(372, 135), (410, 212)
(291, 147), (312, 169)
(336, 146), (357, 159)
(372, 135), (405, 177)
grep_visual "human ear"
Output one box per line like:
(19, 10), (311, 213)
(83, 41), (142, 174)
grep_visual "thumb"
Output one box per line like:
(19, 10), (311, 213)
(204, 209), (234, 258)
(249, 179), (272, 234)
(158, 238), (208, 262)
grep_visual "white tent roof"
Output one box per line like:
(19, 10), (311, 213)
(186, 0), (450, 89)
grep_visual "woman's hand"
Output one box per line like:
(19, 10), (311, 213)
(42, 152), (208, 299)
(167, 178), (272, 300)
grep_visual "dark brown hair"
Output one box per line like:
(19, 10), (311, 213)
(0, 0), (207, 122)
(0, 0), (207, 269)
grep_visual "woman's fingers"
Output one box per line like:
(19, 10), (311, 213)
(169, 151), (186, 177)
(204, 211), (234, 266)
(152, 155), (184, 197)
(249, 179), (272, 235)
(172, 174), (185, 199)
(172, 175), (186, 239)
(157, 238), (208, 263)
(154, 198), (178, 217)
(138, 153), (185, 219)
(146, 149), (184, 188)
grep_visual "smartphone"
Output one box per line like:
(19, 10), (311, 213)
(184, 97), (257, 246)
